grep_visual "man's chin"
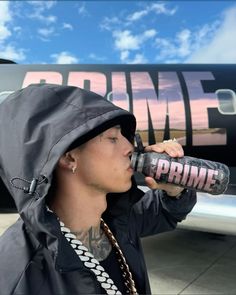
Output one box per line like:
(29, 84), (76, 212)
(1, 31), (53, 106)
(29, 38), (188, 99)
(116, 182), (132, 193)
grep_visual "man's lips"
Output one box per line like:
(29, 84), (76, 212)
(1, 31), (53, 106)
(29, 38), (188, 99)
(127, 165), (134, 172)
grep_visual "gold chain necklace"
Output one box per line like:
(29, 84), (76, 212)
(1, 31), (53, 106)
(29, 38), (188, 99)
(101, 218), (138, 295)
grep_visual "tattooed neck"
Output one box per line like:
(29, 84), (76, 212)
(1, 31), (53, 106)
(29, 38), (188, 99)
(71, 224), (112, 261)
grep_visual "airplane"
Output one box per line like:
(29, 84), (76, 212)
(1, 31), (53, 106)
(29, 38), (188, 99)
(0, 58), (236, 235)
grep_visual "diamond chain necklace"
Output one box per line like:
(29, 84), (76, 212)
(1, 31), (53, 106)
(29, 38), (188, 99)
(60, 219), (138, 295)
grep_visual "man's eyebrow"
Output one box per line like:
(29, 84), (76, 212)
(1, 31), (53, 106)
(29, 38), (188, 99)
(113, 125), (121, 130)
(105, 125), (121, 134)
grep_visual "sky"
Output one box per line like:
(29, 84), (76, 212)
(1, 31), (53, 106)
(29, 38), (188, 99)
(1, 1), (236, 64)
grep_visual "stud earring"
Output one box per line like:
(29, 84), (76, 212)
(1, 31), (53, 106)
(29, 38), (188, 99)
(72, 166), (77, 173)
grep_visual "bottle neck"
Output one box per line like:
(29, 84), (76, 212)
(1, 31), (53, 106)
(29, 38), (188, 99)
(131, 152), (145, 173)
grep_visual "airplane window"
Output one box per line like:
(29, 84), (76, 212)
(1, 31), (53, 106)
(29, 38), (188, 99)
(0, 91), (13, 104)
(106, 91), (130, 112)
(216, 89), (236, 114)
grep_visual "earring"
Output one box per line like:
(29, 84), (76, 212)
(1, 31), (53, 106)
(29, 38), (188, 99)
(72, 166), (77, 173)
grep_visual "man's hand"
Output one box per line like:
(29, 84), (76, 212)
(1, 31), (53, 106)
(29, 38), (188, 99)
(144, 139), (185, 197)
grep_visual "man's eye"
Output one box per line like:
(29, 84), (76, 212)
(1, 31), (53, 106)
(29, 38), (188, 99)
(109, 137), (118, 143)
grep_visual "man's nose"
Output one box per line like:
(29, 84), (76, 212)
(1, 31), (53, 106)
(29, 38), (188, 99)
(123, 136), (134, 156)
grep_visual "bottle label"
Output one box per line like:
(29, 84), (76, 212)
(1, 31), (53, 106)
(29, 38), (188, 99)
(154, 158), (219, 192)
(131, 152), (230, 195)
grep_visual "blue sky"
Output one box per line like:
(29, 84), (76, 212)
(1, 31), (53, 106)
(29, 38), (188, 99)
(1, 1), (236, 64)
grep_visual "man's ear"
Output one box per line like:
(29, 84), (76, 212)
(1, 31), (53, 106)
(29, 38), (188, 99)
(57, 152), (77, 170)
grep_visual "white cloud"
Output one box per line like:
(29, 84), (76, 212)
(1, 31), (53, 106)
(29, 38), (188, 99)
(63, 23), (73, 31)
(154, 20), (219, 62)
(127, 2), (177, 23)
(101, 2), (177, 31)
(0, 2), (11, 23)
(100, 3), (172, 63)
(0, 44), (26, 61)
(78, 2), (89, 16)
(150, 3), (177, 16)
(38, 27), (55, 40)
(88, 53), (106, 62)
(113, 29), (156, 62)
(114, 30), (140, 51)
(13, 26), (22, 33)
(187, 6), (236, 63)
(143, 29), (156, 39)
(100, 16), (121, 31)
(27, 1), (57, 24)
(127, 10), (148, 22)
(29, 13), (57, 25)
(154, 5), (236, 63)
(0, 25), (11, 42)
(27, 1), (56, 10)
(120, 50), (147, 64)
(121, 50), (130, 62)
(51, 51), (79, 64)
(155, 38), (176, 61)
(0, 1), (12, 42)
(113, 29), (156, 51)
(0, 2), (26, 62)
(128, 53), (148, 64)
(176, 29), (191, 57)
(101, 3), (175, 30)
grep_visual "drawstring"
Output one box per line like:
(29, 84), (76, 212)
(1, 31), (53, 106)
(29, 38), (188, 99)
(10, 175), (48, 199)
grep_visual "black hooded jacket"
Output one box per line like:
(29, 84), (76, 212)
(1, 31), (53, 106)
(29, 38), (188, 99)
(0, 84), (196, 295)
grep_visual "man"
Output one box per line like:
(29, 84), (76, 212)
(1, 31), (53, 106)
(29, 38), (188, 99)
(0, 84), (196, 294)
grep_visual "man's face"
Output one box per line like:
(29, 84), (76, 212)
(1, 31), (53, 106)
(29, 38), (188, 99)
(75, 126), (134, 194)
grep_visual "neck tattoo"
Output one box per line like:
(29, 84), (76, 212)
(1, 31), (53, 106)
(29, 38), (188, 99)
(71, 225), (112, 261)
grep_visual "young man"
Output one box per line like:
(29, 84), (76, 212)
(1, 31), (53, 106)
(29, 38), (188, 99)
(0, 84), (196, 294)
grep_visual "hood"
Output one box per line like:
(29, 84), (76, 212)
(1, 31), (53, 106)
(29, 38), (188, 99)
(0, 84), (136, 244)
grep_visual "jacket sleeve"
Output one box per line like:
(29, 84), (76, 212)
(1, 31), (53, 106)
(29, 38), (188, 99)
(129, 188), (197, 238)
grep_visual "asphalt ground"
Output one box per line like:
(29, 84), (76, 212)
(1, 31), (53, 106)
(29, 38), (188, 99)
(1, 214), (236, 295)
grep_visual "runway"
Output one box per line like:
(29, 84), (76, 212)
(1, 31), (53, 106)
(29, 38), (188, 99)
(1, 214), (236, 294)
